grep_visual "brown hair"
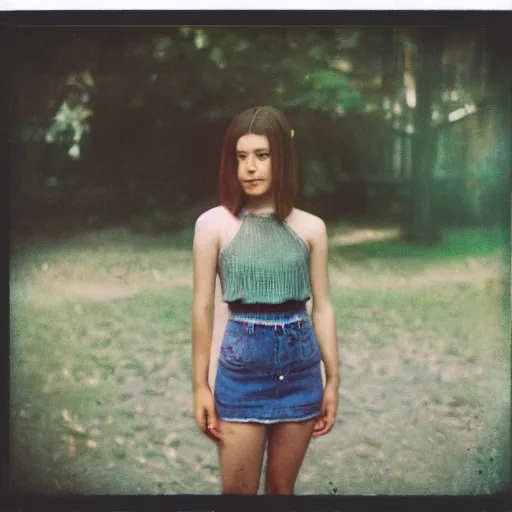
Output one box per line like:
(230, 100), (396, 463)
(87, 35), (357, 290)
(218, 106), (298, 221)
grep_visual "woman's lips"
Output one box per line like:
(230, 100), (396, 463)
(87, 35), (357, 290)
(244, 179), (262, 185)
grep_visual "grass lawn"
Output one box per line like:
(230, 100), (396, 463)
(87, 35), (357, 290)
(9, 223), (510, 494)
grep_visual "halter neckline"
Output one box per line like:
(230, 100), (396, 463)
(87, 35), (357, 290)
(240, 208), (276, 219)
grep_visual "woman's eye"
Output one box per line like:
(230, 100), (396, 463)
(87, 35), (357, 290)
(258, 153), (270, 160)
(237, 154), (246, 160)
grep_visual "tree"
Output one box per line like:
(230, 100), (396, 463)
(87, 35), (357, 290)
(403, 29), (444, 244)
(14, 28), (373, 209)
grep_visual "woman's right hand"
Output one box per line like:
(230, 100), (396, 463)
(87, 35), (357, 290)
(194, 385), (222, 442)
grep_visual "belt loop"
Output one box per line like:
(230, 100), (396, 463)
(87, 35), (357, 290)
(248, 322), (255, 335)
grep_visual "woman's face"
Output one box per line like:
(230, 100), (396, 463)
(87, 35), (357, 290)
(236, 133), (272, 200)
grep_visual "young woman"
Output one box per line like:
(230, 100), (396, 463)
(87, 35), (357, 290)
(192, 106), (339, 495)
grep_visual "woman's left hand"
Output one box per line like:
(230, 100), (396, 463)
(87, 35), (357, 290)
(312, 380), (338, 438)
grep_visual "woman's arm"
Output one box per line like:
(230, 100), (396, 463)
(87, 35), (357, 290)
(309, 218), (339, 386)
(192, 210), (219, 390)
(192, 209), (221, 439)
(308, 217), (339, 437)
(208, 276), (229, 392)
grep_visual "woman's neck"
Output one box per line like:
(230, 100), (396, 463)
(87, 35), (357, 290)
(244, 197), (275, 215)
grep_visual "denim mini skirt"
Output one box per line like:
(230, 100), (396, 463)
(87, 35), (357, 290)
(214, 308), (323, 424)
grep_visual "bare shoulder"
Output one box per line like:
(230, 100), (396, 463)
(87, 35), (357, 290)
(288, 208), (327, 241)
(194, 207), (227, 247)
(195, 206), (229, 230)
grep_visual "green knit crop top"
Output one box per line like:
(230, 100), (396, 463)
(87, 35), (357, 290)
(219, 209), (312, 304)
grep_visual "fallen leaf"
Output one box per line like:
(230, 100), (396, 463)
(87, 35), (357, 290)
(354, 444), (373, 458)
(164, 448), (176, 461)
(115, 436), (125, 445)
(89, 428), (102, 437)
(85, 376), (99, 387)
(87, 439), (98, 449)
(135, 405), (144, 414)
(300, 472), (314, 482)
(64, 435), (76, 456)
(67, 423), (87, 435)
(135, 456), (147, 464)
(62, 409), (73, 423)
(174, 332), (188, 342)
(204, 474), (219, 484)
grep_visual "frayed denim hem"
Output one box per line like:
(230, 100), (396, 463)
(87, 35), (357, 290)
(218, 411), (320, 424)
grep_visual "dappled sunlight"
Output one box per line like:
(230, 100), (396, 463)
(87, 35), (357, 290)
(328, 226), (401, 247)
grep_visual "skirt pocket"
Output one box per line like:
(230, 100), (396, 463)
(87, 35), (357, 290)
(299, 320), (321, 361)
(219, 320), (253, 367)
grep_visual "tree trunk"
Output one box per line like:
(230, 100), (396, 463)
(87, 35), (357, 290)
(486, 25), (511, 230)
(404, 29), (443, 245)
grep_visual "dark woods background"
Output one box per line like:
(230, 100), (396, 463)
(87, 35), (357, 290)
(10, 25), (510, 245)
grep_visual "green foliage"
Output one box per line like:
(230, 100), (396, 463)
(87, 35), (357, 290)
(278, 69), (363, 112)
(45, 102), (92, 160)
(301, 159), (337, 197)
(15, 26), (384, 224)
(32, 27), (372, 139)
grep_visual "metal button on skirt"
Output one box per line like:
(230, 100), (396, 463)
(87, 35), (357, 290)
(214, 309), (323, 424)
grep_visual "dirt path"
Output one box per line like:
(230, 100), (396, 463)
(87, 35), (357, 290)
(9, 227), (510, 494)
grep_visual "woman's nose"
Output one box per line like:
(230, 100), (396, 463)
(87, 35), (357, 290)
(247, 157), (256, 170)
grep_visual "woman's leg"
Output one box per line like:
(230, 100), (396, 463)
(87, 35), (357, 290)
(264, 418), (317, 495)
(217, 419), (267, 494)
